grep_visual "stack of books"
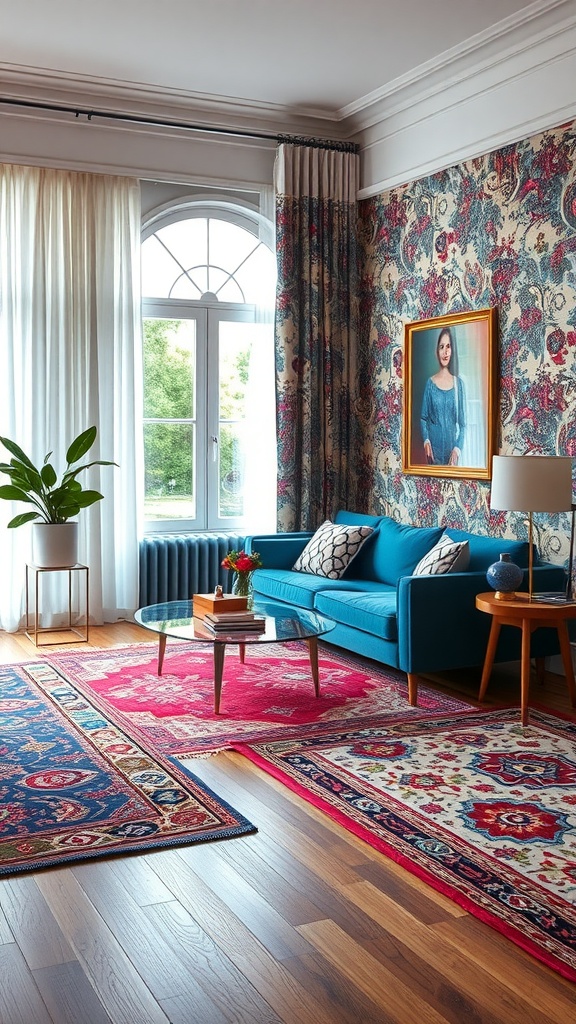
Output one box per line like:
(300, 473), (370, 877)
(203, 610), (266, 634)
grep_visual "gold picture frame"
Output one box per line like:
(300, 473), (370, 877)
(402, 308), (497, 480)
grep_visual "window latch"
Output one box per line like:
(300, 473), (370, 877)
(211, 435), (218, 462)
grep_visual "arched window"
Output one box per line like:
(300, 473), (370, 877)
(141, 199), (277, 533)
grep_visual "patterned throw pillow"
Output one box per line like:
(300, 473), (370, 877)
(413, 535), (470, 576)
(293, 521), (374, 579)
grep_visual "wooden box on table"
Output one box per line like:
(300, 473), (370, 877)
(192, 593), (248, 618)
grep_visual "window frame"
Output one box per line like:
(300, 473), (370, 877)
(142, 297), (260, 534)
(141, 196), (275, 535)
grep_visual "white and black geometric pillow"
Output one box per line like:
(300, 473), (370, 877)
(413, 536), (470, 576)
(293, 521), (374, 579)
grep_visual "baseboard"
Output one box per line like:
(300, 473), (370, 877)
(547, 645), (576, 676)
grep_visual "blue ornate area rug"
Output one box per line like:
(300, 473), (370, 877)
(0, 663), (256, 875)
(236, 708), (576, 982)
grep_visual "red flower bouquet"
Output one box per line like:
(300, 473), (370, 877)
(221, 550), (263, 573)
(221, 549), (263, 602)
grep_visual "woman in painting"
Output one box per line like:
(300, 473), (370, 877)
(420, 326), (466, 466)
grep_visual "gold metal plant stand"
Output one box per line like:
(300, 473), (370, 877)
(25, 563), (89, 646)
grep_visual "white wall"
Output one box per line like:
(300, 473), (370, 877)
(0, 105), (277, 189)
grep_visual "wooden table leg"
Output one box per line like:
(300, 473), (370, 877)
(158, 634), (167, 675)
(239, 643), (246, 664)
(557, 619), (576, 707)
(478, 619), (501, 702)
(520, 619), (531, 726)
(306, 636), (320, 697)
(213, 642), (226, 714)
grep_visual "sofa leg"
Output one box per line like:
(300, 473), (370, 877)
(407, 673), (419, 706)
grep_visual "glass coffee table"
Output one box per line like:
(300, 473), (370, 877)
(134, 598), (335, 714)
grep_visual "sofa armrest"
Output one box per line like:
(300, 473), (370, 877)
(397, 564), (566, 674)
(245, 533), (313, 571)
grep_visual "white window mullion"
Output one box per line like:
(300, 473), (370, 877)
(195, 307), (208, 530)
(205, 309), (220, 530)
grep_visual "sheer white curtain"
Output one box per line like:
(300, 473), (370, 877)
(241, 186), (278, 533)
(0, 164), (141, 631)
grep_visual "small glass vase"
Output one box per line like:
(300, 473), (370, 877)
(232, 570), (254, 608)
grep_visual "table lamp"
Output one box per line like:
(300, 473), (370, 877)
(490, 455), (573, 600)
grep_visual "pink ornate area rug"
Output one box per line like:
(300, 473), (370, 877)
(37, 642), (473, 756)
(235, 707), (576, 982)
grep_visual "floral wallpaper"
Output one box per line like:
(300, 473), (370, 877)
(356, 119), (576, 568)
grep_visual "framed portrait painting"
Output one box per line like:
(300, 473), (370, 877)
(402, 308), (497, 480)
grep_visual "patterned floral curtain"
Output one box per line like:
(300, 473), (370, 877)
(274, 141), (360, 531)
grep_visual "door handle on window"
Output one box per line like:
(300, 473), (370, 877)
(211, 435), (218, 462)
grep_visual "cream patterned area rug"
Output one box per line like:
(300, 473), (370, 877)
(235, 707), (576, 982)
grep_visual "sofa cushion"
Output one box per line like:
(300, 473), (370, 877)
(332, 511), (383, 579)
(443, 528), (532, 571)
(334, 510), (383, 529)
(292, 520), (374, 579)
(354, 516), (443, 586)
(253, 568), (371, 610)
(413, 535), (470, 576)
(315, 589), (398, 641)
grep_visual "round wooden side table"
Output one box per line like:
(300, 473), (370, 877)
(475, 591), (576, 725)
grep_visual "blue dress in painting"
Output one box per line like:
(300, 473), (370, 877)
(420, 377), (466, 465)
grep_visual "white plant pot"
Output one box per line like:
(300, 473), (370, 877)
(32, 523), (79, 568)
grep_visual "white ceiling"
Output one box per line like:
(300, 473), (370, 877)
(2, 0), (543, 118)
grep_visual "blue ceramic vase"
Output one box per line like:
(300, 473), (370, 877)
(486, 553), (524, 598)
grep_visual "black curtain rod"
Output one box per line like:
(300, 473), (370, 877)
(0, 97), (359, 154)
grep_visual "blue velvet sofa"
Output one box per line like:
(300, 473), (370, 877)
(245, 511), (565, 706)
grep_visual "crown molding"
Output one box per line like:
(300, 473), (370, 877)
(354, 4), (576, 197)
(340, 0), (571, 129)
(0, 62), (344, 141)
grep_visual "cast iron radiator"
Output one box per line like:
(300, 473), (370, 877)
(139, 533), (247, 606)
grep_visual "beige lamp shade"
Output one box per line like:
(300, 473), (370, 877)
(490, 456), (573, 513)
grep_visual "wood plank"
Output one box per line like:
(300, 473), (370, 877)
(0, 899), (14, 945)
(301, 913), (494, 1024)
(70, 861), (191, 1002)
(434, 912), (576, 1020)
(159, 993), (240, 1024)
(35, 868), (171, 1024)
(107, 853), (175, 907)
(1, 876), (75, 970)
(174, 841), (313, 961)
(340, 879), (567, 1024)
(33, 960), (113, 1024)
(355, 859), (466, 924)
(210, 829), (346, 927)
(189, 754), (374, 887)
(146, 898), (283, 1023)
(297, 918), (452, 1024)
(283, 949), (397, 1024)
(0, 944), (52, 1024)
(148, 848), (352, 1024)
(214, 825), (384, 940)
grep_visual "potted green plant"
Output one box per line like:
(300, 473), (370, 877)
(0, 425), (117, 567)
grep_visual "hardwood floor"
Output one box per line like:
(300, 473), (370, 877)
(0, 623), (574, 1023)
